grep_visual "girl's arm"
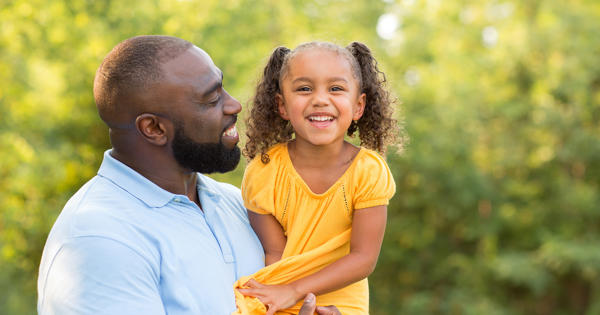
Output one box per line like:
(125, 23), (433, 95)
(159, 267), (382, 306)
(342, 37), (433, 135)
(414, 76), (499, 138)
(239, 205), (387, 314)
(247, 211), (287, 266)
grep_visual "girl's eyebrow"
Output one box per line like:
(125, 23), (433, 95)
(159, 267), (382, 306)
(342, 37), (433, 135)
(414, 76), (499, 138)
(291, 77), (312, 84)
(328, 77), (349, 83)
(291, 77), (349, 84)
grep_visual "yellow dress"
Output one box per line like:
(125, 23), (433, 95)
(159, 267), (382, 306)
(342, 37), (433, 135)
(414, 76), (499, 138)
(233, 143), (396, 315)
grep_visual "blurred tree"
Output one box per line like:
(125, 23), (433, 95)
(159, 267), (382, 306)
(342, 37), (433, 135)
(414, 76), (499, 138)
(370, 1), (600, 314)
(0, 0), (598, 314)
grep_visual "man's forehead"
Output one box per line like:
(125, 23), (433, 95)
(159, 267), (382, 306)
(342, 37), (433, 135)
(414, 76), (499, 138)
(160, 45), (222, 90)
(162, 46), (208, 70)
(189, 45), (214, 65)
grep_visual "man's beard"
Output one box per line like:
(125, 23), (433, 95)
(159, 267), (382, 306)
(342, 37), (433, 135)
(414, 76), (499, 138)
(171, 125), (240, 174)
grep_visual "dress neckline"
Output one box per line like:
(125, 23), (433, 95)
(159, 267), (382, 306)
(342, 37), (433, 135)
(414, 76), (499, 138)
(282, 142), (364, 198)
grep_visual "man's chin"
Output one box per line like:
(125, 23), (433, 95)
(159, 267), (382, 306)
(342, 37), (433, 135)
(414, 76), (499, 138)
(172, 134), (241, 174)
(213, 146), (241, 173)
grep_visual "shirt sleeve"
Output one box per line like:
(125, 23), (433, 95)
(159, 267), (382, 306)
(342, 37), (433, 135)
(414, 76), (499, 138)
(241, 158), (274, 215)
(38, 236), (165, 315)
(353, 151), (396, 210)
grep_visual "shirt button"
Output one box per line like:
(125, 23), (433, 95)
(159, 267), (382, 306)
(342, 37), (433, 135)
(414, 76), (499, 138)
(173, 198), (181, 203)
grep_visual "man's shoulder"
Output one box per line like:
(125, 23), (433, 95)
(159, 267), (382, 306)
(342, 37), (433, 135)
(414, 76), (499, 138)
(53, 175), (154, 242)
(197, 173), (241, 199)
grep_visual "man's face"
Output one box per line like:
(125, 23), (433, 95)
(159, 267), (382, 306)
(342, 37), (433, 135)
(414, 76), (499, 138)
(150, 46), (242, 173)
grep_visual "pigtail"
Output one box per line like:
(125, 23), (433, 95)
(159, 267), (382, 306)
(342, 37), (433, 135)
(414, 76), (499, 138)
(244, 46), (293, 163)
(346, 41), (400, 155)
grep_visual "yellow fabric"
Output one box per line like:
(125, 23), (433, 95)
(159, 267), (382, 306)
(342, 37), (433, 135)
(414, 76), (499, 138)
(233, 143), (396, 315)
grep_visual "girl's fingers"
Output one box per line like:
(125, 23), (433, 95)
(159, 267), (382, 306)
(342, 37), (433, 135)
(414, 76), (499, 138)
(243, 278), (264, 288)
(237, 287), (264, 298)
(237, 288), (250, 295)
(238, 279), (267, 296)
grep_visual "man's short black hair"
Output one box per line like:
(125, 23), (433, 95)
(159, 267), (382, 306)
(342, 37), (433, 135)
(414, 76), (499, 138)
(93, 35), (193, 127)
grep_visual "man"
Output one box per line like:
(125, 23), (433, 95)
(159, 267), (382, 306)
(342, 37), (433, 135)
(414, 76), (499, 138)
(37, 35), (338, 315)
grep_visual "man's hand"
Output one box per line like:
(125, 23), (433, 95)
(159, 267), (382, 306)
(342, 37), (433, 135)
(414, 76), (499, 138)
(298, 293), (341, 315)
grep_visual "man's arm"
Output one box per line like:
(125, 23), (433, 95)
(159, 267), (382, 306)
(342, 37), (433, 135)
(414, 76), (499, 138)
(39, 236), (164, 315)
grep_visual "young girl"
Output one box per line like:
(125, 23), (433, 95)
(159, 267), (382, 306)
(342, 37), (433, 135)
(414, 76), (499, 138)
(233, 41), (399, 315)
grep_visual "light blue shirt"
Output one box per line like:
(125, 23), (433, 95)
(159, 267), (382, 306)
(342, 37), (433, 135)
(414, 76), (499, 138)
(38, 150), (265, 315)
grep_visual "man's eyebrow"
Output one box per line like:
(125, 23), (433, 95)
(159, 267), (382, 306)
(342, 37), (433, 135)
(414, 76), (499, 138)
(201, 71), (224, 98)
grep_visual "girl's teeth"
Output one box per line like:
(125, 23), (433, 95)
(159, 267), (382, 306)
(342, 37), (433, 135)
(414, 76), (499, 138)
(309, 116), (333, 121)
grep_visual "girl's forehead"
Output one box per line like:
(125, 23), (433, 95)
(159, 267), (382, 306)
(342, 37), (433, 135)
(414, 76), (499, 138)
(280, 46), (362, 86)
(291, 48), (349, 63)
(287, 49), (354, 74)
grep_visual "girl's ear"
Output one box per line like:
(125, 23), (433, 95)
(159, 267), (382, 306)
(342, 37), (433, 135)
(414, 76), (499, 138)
(353, 93), (366, 120)
(276, 93), (289, 120)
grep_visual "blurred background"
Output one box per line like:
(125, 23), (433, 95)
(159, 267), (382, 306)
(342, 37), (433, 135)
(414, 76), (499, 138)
(1, 0), (599, 314)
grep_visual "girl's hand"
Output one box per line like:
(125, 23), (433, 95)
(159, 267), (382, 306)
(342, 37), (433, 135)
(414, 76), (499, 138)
(238, 279), (304, 315)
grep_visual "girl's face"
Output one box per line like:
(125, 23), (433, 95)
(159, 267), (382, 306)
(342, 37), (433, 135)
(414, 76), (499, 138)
(277, 49), (365, 148)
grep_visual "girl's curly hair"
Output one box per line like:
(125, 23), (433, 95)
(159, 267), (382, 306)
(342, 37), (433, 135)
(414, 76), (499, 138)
(243, 41), (400, 163)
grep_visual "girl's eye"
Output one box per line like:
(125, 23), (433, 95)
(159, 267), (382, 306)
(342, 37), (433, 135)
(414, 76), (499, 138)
(331, 86), (344, 91)
(296, 86), (311, 92)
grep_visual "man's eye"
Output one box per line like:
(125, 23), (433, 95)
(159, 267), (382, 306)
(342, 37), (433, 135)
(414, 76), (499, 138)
(207, 96), (220, 105)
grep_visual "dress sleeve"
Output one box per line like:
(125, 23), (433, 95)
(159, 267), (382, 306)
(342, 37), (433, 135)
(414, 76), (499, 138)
(353, 150), (396, 210)
(241, 158), (274, 215)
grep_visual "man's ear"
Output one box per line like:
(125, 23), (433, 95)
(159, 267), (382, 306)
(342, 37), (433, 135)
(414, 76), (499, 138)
(353, 93), (366, 121)
(135, 113), (169, 146)
(276, 94), (289, 120)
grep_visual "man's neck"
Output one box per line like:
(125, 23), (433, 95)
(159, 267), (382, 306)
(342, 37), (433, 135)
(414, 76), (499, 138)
(110, 148), (201, 208)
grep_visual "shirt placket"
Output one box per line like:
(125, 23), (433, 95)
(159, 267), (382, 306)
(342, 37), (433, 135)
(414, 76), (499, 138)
(197, 193), (235, 264)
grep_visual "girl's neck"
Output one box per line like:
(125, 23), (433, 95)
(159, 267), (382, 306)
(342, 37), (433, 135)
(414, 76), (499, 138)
(288, 139), (344, 166)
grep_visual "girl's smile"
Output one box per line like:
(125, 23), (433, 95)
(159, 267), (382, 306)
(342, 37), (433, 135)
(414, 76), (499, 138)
(306, 112), (336, 128)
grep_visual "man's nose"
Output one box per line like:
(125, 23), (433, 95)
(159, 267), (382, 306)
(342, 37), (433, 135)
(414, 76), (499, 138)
(223, 90), (242, 115)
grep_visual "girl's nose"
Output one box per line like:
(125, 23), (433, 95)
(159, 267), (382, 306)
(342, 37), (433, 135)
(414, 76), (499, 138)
(312, 90), (330, 107)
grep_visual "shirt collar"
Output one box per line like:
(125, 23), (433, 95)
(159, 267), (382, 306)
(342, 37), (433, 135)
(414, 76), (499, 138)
(97, 150), (176, 208)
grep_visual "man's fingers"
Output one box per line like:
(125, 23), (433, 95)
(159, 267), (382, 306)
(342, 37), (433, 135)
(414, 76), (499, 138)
(298, 293), (316, 315)
(315, 305), (341, 315)
(265, 304), (277, 315)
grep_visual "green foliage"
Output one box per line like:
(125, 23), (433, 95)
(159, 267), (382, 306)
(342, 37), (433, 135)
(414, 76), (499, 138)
(370, 1), (600, 314)
(1, 0), (599, 314)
